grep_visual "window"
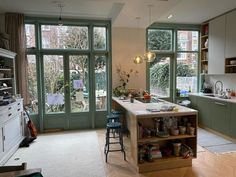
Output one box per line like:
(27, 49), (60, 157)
(148, 29), (172, 52)
(25, 24), (36, 48)
(95, 55), (107, 110)
(27, 55), (38, 113)
(177, 30), (199, 96)
(93, 27), (106, 50)
(41, 25), (89, 49)
(150, 56), (170, 97)
(147, 26), (199, 101)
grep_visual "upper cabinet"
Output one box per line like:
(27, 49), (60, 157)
(225, 10), (236, 58)
(208, 15), (226, 74)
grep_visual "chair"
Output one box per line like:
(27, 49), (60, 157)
(0, 162), (27, 173)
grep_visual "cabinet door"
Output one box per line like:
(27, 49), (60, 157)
(197, 97), (212, 128)
(0, 127), (4, 159)
(225, 10), (236, 58)
(3, 115), (22, 152)
(229, 103), (236, 138)
(211, 100), (230, 135)
(208, 15), (226, 74)
(189, 95), (198, 109)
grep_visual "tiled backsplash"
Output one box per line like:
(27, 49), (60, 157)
(205, 74), (236, 93)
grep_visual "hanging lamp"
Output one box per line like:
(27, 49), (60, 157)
(144, 5), (156, 62)
(58, 3), (64, 26)
(133, 17), (143, 64)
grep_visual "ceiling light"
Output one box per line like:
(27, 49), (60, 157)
(58, 3), (64, 26)
(133, 17), (144, 64)
(144, 5), (156, 63)
(167, 14), (173, 19)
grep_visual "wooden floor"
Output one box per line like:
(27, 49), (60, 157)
(96, 129), (236, 177)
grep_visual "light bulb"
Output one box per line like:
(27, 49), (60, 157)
(134, 55), (143, 64)
(58, 17), (63, 26)
(144, 51), (156, 62)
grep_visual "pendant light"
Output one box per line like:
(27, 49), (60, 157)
(58, 3), (64, 26)
(144, 5), (156, 62)
(133, 17), (143, 64)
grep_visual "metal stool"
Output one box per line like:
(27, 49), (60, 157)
(104, 121), (126, 162)
(112, 110), (129, 136)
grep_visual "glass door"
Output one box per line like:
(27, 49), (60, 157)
(42, 54), (107, 130)
(148, 54), (174, 102)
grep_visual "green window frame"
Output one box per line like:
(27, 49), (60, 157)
(24, 17), (112, 129)
(146, 23), (200, 102)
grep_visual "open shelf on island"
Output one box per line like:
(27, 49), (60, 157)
(138, 134), (196, 144)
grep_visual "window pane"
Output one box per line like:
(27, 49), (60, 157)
(25, 24), (36, 48)
(95, 55), (107, 110)
(148, 29), (172, 51)
(41, 25), (88, 49)
(176, 53), (198, 96)
(150, 56), (170, 97)
(69, 55), (89, 112)
(43, 55), (65, 113)
(93, 27), (106, 50)
(177, 31), (199, 51)
(27, 55), (38, 114)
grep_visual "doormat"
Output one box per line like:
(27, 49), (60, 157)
(198, 128), (236, 154)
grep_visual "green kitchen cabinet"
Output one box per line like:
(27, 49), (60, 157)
(229, 103), (236, 138)
(189, 95), (198, 109)
(196, 97), (212, 128)
(211, 100), (230, 136)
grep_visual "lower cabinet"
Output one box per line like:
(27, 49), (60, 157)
(0, 99), (24, 165)
(195, 96), (212, 128)
(211, 101), (230, 136)
(190, 95), (233, 138)
(229, 103), (236, 138)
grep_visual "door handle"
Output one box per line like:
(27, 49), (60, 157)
(215, 102), (226, 106)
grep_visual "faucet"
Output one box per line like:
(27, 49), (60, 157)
(214, 81), (223, 95)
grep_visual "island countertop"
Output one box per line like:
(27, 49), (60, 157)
(112, 97), (197, 118)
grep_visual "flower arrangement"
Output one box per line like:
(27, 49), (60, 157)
(113, 65), (139, 97)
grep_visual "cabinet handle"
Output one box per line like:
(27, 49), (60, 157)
(8, 113), (12, 117)
(215, 102), (227, 106)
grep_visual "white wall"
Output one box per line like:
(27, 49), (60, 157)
(205, 75), (236, 93)
(112, 27), (146, 91)
(0, 14), (5, 33)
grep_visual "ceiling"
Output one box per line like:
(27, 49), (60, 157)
(0, 0), (236, 28)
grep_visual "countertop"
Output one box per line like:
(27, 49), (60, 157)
(189, 93), (236, 103)
(112, 97), (197, 117)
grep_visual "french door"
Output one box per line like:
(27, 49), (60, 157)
(42, 54), (108, 130)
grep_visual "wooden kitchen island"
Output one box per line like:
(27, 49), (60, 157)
(112, 97), (198, 173)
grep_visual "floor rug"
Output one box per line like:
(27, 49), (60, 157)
(198, 128), (236, 154)
(5, 131), (106, 177)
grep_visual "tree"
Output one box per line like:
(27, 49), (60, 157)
(150, 62), (194, 91)
(148, 30), (172, 51)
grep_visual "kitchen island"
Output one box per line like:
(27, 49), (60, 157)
(112, 97), (198, 173)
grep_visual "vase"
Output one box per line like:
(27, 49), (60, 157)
(204, 39), (208, 48)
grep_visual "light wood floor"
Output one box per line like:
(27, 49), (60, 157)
(96, 129), (236, 177)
